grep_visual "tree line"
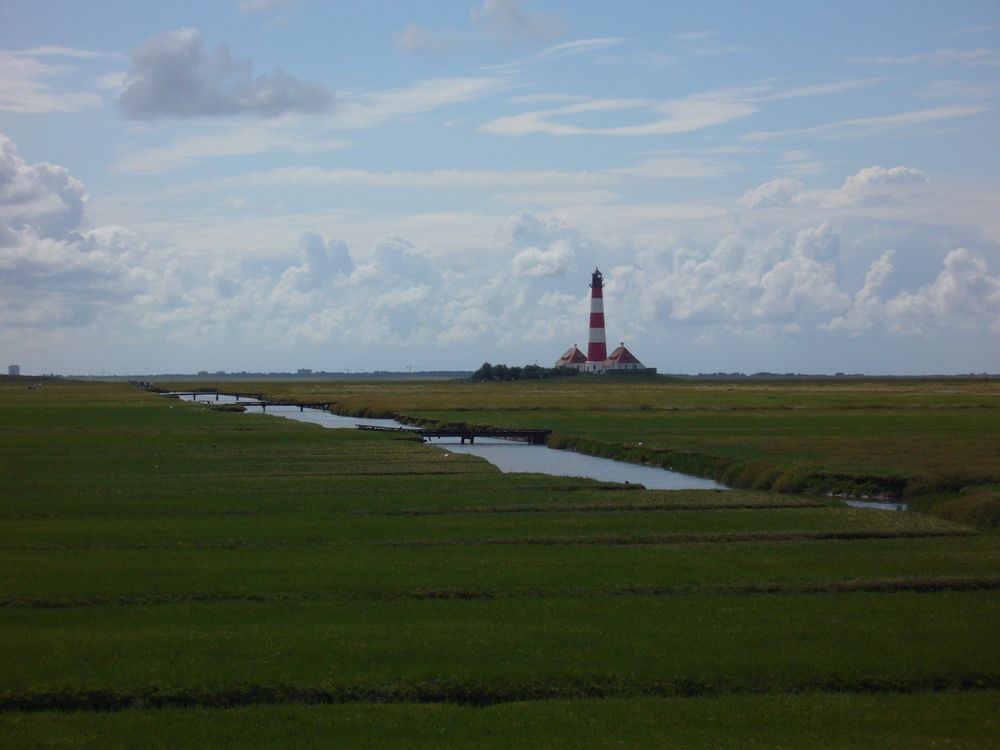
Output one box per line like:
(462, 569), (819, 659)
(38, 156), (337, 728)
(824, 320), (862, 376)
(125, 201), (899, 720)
(470, 362), (577, 382)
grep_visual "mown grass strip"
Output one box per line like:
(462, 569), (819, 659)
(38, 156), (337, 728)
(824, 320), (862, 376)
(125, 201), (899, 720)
(381, 528), (977, 546)
(3, 576), (999, 609)
(2, 528), (970, 552)
(368, 499), (829, 515)
(5, 692), (999, 750)
(4, 673), (1000, 713)
(7, 536), (997, 603)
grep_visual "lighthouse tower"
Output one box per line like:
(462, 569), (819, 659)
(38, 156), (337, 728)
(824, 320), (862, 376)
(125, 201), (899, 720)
(553, 268), (656, 375)
(587, 267), (607, 369)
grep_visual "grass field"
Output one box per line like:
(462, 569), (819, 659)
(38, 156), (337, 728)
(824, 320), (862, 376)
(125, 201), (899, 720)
(1, 376), (999, 747)
(169, 376), (1000, 526)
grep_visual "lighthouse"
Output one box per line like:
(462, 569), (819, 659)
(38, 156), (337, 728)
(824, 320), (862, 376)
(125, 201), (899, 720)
(587, 267), (607, 368)
(554, 268), (656, 375)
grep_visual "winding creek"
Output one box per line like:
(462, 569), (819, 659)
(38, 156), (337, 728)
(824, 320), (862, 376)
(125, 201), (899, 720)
(170, 392), (724, 490)
(167, 392), (902, 506)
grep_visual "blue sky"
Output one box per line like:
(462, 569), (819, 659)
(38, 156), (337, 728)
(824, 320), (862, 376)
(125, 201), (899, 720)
(1, 0), (999, 375)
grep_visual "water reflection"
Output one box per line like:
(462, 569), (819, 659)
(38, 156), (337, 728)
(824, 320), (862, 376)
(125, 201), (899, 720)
(439, 437), (725, 491)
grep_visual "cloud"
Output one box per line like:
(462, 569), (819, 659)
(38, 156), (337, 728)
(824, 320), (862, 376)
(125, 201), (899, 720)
(792, 221), (840, 261)
(275, 232), (354, 294)
(613, 155), (734, 179)
(116, 75), (501, 173)
(670, 31), (751, 57)
(5, 126), (997, 371)
(330, 76), (505, 129)
(493, 189), (619, 206)
(0, 52), (102, 113)
(177, 164), (611, 193)
(481, 79), (873, 139)
(470, 0), (567, 44)
(850, 48), (1000, 66)
(921, 80), (1000, 101)
(511, 239), (575, 277)
(113, 125), (350, 174)
(501, 211), (575, 247)
(394, 23), (460, 54)
(0, 134), (149, 328)
(738, 165), (930, 212)
(823, 250), (895, 334)
(830, 165), (932, 207)
(886, 248), (1000, 334)
(350, 234), (437, 287)
(480, 93), (756, 137)
(239, 0), (300, 13)
(12, 45), (123, 60)
(396, 1), (568, 58)
(755, 240), (848, 319)
(842, 165), (928, 193)
(756, 78), (884, 101)
(118, 28), (332, 119)
(604, 223), (855, 332)
(95, 71), (127, 92)
(0, 133), (87, 240)
(744, 105), (986, 141)
(536, 37), (627, 60)
(738, 178), (805, 209)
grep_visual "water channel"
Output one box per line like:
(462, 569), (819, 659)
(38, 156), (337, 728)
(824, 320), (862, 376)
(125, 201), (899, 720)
(169, 393), (903, 506)
(170, 393), (725, 490)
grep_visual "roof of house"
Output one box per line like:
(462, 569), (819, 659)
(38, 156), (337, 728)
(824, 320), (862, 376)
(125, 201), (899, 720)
(605, 343), (644, 365)
(556, 345), (588, 365)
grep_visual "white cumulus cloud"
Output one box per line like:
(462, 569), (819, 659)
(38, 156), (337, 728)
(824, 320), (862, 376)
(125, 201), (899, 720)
(738, 178), (805, 209)
(886, 248), (1000, 334)
(842, 165), (928, 193)
(511, 239), (575, 277)
(823, 250), (895, 334)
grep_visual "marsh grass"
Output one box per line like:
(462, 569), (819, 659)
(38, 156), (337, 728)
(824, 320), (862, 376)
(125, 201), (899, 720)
(2, 378), (999, 746)
(182, 377), (1000, 525)
(3, 692), (999, 750)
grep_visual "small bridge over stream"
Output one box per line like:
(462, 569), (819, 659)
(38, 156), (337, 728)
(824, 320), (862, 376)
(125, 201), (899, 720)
(357, 424), (551, 445)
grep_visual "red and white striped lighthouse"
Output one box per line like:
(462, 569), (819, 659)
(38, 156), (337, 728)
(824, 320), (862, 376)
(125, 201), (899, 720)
(586, 267), (607, 365)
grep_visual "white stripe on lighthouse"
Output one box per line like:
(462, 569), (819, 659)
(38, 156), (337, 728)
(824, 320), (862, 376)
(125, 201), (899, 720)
(590, 297), (603, 313)
(588, 328), (606, 342)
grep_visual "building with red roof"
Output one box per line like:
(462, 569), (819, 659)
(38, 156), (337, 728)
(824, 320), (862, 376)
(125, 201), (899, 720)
(555, 344), (588, 371)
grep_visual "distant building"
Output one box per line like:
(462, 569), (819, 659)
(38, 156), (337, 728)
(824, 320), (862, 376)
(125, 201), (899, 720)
(604, 343), (647, 372)
(555, 268), (656, 375)
(554, 345), (587, 372)
(8, 365), (20, 376)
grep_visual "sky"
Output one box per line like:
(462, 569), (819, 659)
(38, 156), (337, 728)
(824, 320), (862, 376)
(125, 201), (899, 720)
(1, 0), (999, 376)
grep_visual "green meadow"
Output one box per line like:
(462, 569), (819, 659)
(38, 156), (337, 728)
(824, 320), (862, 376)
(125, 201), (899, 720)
(1, 376), (999, 747)
(184, 376), (1000, 525)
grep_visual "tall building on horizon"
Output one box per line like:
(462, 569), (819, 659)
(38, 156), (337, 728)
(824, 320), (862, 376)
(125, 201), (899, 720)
(586, 267), (608, 366)
(554, 268), (656, 375)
